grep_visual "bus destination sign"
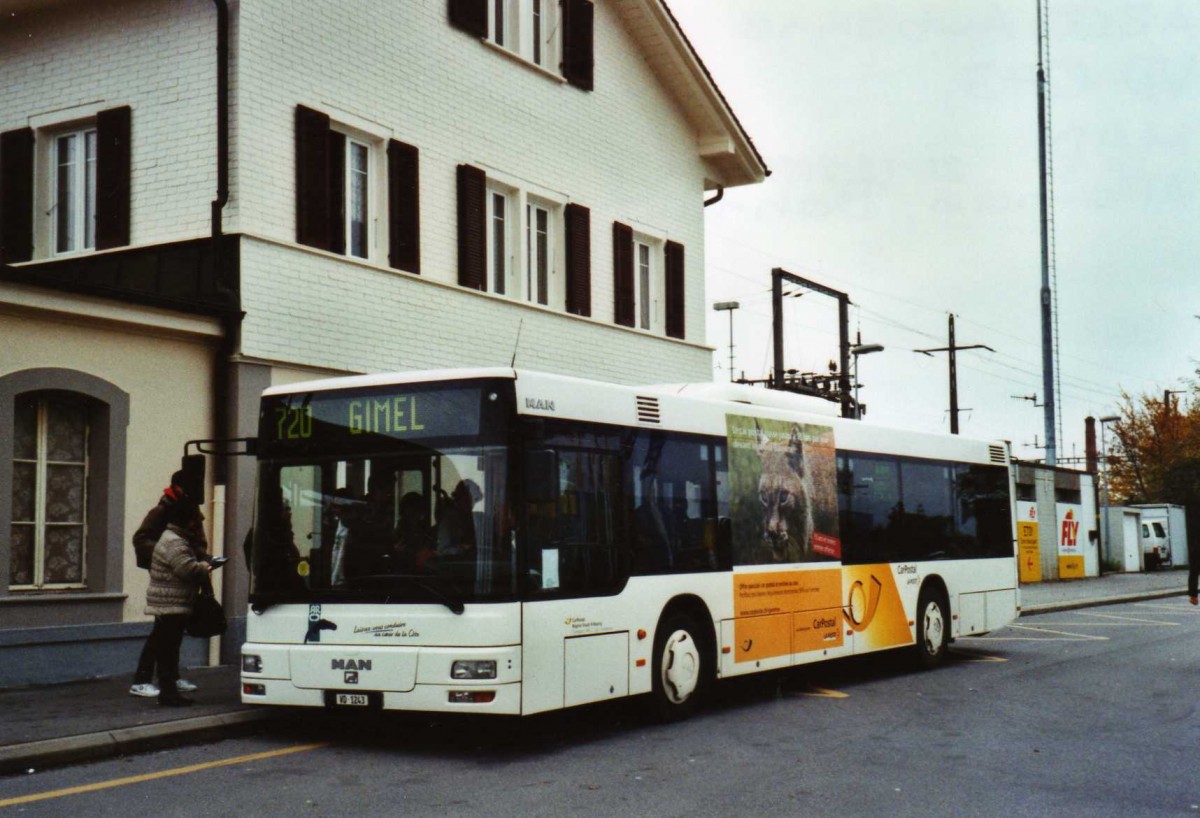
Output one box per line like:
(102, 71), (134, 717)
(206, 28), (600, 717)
(261, 386), (483, 446)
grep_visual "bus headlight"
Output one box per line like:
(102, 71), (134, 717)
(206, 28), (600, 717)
(242, 654), (263, 673)
(451, 660), (497, 680)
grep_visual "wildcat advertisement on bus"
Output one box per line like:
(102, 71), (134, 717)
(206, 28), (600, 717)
(725, 414), (841, 564)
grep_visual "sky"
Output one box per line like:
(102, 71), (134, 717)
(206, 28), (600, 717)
(671, 1), (1200, 464)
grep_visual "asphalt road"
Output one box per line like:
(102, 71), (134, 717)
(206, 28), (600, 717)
(3, 598), (1198, 817)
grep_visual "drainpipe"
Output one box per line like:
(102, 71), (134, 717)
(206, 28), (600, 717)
(210, 0), (238, 666)
(210, 0), (234, 481)
(703, 185), (725, 207)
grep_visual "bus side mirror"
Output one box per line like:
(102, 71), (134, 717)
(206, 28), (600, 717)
(525, 450), (558, 502)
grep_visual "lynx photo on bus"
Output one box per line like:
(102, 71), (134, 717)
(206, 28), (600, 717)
(240, 368), (1018, 719)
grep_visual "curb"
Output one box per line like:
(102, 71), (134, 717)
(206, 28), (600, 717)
(0, 709), (275, 776)
(1021, 588), (1185, 616)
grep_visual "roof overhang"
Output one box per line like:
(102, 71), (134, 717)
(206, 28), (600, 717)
(611, 0), (769, 190)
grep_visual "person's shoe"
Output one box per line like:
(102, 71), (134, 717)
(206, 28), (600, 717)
(158, 694), (195, 707)
(130, 682), (160, 698)
(175, 679), (198, 693)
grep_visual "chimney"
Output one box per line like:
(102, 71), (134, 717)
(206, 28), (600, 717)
(1084, 416), (1098, 474)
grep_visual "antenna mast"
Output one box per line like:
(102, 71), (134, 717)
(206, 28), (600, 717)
(1036, 0), (1060, 464)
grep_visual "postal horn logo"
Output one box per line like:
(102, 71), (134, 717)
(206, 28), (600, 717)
(843, 574), (883, 632)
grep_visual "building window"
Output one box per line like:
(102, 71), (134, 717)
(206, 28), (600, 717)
(296, 106), (407, 267)
(635, 240), (654, 330)
(527, 201), (551, 306)
(458, 164), (566, 304)
(52, 128), (98, 255)
(626, 234), (661, 333)
(485, 183), (560, 303)
(346, 138), (370, 259)
(489, 0), (558, 70)
(10, 394), (89, 589)
(488, 188), (510, 295)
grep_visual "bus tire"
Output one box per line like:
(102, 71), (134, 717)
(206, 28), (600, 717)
(648, 611), (710, 722)
(914, 586), (949, 670)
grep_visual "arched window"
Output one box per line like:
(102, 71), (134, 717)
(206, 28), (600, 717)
(11, 392), (91, 588)
(1, 369), (128, 615)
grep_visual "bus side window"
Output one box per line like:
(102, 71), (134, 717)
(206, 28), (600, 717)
(629, 433), (725, 575)
(532, 446), (625, 595)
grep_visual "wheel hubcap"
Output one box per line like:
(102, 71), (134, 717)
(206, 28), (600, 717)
(923, 602), (944, 654)
(662, 629), (700, 704)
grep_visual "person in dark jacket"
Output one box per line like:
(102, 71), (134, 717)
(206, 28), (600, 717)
(144, 498), (212, 706)
(1189, 555), (1198, 606)
(129, 472), (209, 698)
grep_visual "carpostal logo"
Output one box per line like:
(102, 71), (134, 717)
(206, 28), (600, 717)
(1060, 509), (1079, 547)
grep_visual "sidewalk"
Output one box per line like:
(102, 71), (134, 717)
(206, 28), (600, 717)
(0, 569), (1191, 775)
(0, 664), (272, 775)
(1019, 566), (1188, 613)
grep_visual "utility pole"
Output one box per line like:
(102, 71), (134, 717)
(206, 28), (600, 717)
(916, 314), (994, 434)
(769, 268), (853, 419)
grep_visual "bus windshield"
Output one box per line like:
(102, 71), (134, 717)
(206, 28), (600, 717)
(249, 380), (515, 606)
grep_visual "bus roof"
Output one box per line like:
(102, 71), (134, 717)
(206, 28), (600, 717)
(262, 367), (1009, 466)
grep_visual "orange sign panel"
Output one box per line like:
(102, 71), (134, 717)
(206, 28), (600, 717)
(733, 569), (841, 618)
(793, 607), (845, 652)
(732, 570), (843, 663)
(1017, 519), (1041, 583)
(733, 613), (794, 663)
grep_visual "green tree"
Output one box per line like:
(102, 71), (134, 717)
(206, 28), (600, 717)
(1106, 376), (1200, 559)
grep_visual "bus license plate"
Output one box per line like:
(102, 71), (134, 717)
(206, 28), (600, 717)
(335, 693), (369, 707)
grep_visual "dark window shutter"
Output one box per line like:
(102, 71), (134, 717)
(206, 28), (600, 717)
(327, 130), (346, 256)
(449, 0), (487, 37)
(295, 105), (332, 250)
(457, 164), (486, 290)
(562, 0), (594, 91)
(665, 240), (685, 339)
(388, 139), (420, 274)
(95, 106), (132, 250)
(612, 221), (634, 328)
(0, 127), (35, 263)
(564, 203), (591, 316)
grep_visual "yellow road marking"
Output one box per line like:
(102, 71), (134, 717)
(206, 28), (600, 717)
(950, 652), (1007, 663)
(0, 742), (330, 809)
(1073, 611), (1178, 625)
(976, 624), (1108, 642)
(786, 685), (849, 699)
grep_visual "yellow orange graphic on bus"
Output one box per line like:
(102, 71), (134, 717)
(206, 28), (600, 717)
(841, 565), (912, 651)
(731, 566), (912, 662)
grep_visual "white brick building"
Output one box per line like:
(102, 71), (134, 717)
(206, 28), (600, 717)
(0, 0), (766, 683)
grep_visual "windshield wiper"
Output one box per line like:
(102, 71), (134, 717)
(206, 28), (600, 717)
(347, 574), (466, 615)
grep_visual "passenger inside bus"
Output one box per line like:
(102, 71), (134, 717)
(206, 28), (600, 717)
(396, 490), (436, 572)
(343, 473), (400, 578)
(327, 487), (355, 585)
(436, 479), (481, 558)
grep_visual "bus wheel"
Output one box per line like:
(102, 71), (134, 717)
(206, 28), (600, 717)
(914, 588), (948, 670)
(649, 612), (709, 721)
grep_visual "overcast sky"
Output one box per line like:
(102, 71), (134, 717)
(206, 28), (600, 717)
(672, 1), (1200, 463)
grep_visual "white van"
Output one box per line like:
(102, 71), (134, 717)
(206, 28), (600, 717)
(1140, 518), (1170, 569)
(1132, 504), (1188, 571)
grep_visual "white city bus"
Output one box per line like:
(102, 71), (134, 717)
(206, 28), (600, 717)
(240, 368), (1017, 719)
